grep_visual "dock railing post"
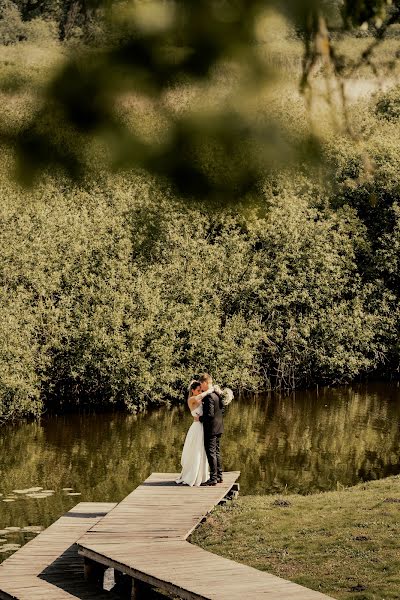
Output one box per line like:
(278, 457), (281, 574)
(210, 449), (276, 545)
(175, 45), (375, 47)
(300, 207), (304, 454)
(83, 557), (106, 587)
(131, 578), (146, 599)
(114, 571), (149, 599)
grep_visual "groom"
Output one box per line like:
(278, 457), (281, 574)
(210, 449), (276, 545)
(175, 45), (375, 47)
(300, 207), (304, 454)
(195, 373), (224, 486)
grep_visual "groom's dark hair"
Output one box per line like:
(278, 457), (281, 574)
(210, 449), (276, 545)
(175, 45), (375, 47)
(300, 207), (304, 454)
(199, 373), (212, 384)
(190, 380), (201, 391)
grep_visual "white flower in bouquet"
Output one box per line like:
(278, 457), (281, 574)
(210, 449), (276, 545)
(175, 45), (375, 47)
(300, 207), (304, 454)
(213, 384), (234, 406)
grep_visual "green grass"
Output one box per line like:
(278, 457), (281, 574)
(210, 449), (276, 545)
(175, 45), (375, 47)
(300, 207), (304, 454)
(191, 476), (400, 600)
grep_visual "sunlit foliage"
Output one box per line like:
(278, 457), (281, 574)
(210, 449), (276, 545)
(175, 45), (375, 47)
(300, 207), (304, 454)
(0, 0), (399, 196)
(1, 3), (400, 419)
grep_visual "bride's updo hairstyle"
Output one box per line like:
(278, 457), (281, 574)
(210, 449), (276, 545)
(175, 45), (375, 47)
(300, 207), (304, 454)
(189, 380), (201, 393)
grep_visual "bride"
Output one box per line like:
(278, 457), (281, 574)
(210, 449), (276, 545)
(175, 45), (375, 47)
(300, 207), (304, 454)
(175, 380), (212, 487)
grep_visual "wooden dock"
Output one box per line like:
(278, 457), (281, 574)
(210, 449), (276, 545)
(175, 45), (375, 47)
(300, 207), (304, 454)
(0, 472), (334, 599)
(78, 472), (333, 599)
(0, 502), (119, 600)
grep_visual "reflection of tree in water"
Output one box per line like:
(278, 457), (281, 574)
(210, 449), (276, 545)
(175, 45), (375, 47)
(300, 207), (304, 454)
(0, 407), (190, 533)
(0, 384), (399, 537)
(232, 384), (400, 493)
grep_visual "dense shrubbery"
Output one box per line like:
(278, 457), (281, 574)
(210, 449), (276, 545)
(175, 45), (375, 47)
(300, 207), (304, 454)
(0, 0), (102, 43)
(375, 85), (400, 121)
(0, 0), (25, 45)
(1, 37), (400, 421)
(0, 163), (398, 420)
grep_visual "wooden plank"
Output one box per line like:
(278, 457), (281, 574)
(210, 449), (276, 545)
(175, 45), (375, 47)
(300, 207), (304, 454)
(0, 472), (334, 599)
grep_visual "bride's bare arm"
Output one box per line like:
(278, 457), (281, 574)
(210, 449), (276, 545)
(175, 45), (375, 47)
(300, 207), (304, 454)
(188, 395), (202, 407)
(188, 387), (214, 407)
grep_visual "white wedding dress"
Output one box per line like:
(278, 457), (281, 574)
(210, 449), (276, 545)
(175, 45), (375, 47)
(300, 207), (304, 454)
(176, 403), (210, 487)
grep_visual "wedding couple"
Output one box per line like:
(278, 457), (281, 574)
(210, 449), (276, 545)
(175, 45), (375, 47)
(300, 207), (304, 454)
(176, 373), (232, 487)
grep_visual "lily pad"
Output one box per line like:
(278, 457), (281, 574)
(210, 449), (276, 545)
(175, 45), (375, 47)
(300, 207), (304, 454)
(67, 492), (81, 496)
(0, 544), (21, 553)
(5, 527), (21, 532)
(2, 499), (15, 503)
(26, 492), (53, 499)
(23, 487), (43, 493)
(62, 488), (74, 491)
(22, 526), (43, 534)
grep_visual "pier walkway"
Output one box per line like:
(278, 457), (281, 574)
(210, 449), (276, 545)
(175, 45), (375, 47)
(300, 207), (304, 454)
(0, 472), (334, 599)
(78, 472), (333, 599)
(0, 502), (119, 600)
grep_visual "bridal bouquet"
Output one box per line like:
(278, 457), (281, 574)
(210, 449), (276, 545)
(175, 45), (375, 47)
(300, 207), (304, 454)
(214, 385), (234, 406)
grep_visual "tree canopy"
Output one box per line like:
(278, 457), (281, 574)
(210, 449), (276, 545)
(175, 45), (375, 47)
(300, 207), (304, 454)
(1, 1), (400, 419)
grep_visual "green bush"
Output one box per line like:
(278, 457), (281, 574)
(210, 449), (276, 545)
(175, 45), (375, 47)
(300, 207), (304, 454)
(375, 85), (400, 122)
(25, 18), (58, 45)
(0, 40), (399, 420)
(0, 0), (26, 45)
(0, 167), (395, 419)
(0, 287), (42, 421)
(325, 100), (400, 254)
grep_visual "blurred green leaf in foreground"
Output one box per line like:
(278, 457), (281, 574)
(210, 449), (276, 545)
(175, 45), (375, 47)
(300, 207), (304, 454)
(1, 0), (399, 200)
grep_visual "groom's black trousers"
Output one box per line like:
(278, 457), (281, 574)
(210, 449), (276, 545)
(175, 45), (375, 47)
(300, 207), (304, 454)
(204, 433), (222, 482)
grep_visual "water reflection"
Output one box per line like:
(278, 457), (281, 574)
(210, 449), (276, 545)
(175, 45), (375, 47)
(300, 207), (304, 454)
(0, 382), (399, 560)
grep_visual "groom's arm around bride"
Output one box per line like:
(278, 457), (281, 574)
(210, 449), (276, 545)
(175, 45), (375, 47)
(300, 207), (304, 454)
(199, 392), (223, 433)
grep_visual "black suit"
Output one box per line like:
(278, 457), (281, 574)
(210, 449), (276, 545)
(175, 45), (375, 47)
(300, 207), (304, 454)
(200, 391), (224, 482)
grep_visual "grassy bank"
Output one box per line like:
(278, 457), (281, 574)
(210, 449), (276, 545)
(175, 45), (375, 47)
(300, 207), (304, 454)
(191, 476), (400, 600)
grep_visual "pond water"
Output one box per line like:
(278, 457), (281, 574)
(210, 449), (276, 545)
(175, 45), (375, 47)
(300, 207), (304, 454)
(0, 382), (399, 559)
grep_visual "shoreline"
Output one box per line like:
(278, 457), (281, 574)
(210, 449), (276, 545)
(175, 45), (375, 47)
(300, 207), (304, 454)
(1, 377), (399, 427)
(191, 475), (400, 599)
